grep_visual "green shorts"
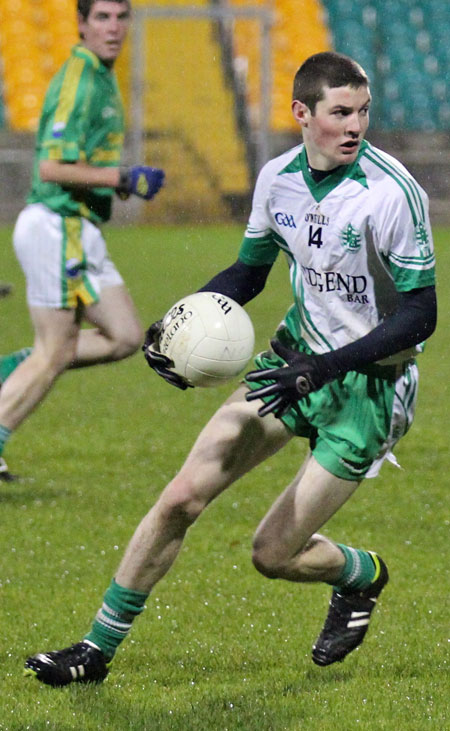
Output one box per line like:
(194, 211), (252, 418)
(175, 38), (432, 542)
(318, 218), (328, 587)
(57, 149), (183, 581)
(245, 338), (418, 482)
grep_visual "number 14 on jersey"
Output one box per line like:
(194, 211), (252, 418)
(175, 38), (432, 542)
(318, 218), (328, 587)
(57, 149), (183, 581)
(308, 225), (324, 248)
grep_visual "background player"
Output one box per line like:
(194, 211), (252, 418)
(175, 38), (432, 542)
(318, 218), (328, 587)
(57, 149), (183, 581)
(0, 0), (164, 479)
(25, 52), (436, 686)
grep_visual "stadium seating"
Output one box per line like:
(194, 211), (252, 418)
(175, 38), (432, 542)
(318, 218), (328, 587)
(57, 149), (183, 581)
(116, 0), (251, 221)
(0, 0), (77, 131)
(230, 0), (331, 133)
(322, 0), (450, 131)
(1, 0), (446, 223)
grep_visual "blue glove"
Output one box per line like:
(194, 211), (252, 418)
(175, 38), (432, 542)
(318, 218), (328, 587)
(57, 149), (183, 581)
(117, 166), (165, 201)
(245, 338), (331, 417)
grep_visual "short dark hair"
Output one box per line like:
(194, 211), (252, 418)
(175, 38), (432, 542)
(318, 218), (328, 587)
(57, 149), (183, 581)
(77, 0), (131, 21)
(292, 52), (369, 113)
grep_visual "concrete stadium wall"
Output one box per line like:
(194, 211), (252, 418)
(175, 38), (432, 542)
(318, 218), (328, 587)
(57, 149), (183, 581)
(0, 130), (449, 225)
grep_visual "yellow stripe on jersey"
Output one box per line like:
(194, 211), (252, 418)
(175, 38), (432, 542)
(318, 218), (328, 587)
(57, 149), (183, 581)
(79, 202), (91, 220)
(107, 132), (124, 146)
(54, 57), (85, 127)
(90, 149), (122, 163)
(48, 145), (64, 160)
(42, 139), (78, 151)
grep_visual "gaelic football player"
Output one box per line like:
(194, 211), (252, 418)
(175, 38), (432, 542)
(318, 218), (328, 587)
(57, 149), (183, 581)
(0, 0), (164, 480)
(25, 52), (436, 686)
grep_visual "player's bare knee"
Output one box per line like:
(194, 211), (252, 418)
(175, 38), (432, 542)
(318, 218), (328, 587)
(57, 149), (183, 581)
(111, 328), (143, 360)
(251, 537), (285, 579)
(158, 479), (208, 528)
(33, 343), (74, 379)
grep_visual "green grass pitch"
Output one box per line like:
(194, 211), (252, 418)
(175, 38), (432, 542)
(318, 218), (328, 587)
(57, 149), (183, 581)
(0, 223), (447, 730)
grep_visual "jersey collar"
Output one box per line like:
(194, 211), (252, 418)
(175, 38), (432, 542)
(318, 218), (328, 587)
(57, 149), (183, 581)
(279, 140), (369, 203)
(72, 44), (109, 73)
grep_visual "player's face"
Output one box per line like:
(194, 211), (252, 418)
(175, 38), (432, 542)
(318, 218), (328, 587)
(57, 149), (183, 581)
(78, 1), (130, 65)
(292, 84), (371, 170)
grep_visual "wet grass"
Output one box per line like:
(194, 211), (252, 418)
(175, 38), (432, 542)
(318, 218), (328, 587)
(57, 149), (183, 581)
(0, 224), (447, 730)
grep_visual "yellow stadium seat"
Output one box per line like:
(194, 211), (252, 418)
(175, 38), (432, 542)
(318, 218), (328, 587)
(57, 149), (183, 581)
(119, 6), (250, 222)
(0, 0), (77, 130)
(231, 0), (331, 132)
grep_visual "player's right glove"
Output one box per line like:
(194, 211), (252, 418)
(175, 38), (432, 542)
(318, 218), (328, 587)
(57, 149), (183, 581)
(245, 338), (333, 417)
(116, 166), (165, 201)
(142, 320), (193, 390)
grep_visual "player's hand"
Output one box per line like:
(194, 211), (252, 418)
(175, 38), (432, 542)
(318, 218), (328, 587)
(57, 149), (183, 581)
(245, 338), (329, 417)
(116, 166), (165, 201)
(142, 320), (193, 390)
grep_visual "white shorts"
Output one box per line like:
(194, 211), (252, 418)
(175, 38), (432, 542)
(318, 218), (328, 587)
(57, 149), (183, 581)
(13, 203), (124, 308)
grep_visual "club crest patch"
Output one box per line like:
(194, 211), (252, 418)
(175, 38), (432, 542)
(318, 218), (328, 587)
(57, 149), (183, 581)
(340, 223), (362, 252)
(415, 222), (431, 257)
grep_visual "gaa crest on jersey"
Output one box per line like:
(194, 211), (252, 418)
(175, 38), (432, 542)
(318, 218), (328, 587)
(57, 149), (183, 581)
(275, 211), (296, 228)
(340, 223), (362, 253)
(52, 122), (66, 138)
(415, 222), (431, 257)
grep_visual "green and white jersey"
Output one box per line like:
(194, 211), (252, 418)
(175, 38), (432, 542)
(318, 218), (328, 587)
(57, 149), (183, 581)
(27, 45), (125, 224)
(239, 140), (435, 356)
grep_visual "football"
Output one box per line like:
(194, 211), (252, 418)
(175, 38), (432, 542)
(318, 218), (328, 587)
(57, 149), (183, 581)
(159, 292), (255, 387)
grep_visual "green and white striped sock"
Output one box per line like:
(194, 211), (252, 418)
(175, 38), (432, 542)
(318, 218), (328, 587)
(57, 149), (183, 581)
(332, 544), (377, 594)
(0, 347), (32, 384)
(84, 579), (149, 661)
(0, 424), (12, 457)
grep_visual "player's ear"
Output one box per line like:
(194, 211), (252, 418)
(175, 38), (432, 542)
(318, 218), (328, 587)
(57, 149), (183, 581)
(77, 14), (86, 39)
(292, 100), (310, 129)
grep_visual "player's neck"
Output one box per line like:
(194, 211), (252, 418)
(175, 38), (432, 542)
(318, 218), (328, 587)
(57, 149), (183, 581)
(307, 163), (339, 183)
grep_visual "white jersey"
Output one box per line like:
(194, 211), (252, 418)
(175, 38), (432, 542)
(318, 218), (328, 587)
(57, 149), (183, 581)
(239, 140), (435, 357)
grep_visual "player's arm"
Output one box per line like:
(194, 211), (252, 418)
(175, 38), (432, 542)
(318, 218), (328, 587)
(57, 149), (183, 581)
(145, 161), (278, 387)
(246, 285), (437, 417)
(39, 160), (164, 201)
(197, 259), (273, 305)
(39, 160), (120, 188)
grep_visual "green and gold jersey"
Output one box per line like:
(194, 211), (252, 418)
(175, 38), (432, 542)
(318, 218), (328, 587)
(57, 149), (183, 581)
(27, 45), (125, 224)
(239, 140), (436, 356)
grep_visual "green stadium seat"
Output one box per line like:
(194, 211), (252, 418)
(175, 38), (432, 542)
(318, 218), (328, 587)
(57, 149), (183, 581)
(326, 0), (361, 21)
(438, 103), (450, 127)
(431, 79), (447, 105)
(322, 0), (449, 130)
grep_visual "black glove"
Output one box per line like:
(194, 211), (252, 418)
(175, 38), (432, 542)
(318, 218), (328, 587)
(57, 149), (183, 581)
(245, 338), (332, 417)
(116, 166), (165, 201)
(142, 320), (192, 390)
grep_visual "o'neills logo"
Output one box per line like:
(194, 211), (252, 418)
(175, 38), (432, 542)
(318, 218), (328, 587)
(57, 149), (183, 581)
(304, 212), (330, 226)
(211, 293), (233, 315)
(161, 303), (193, 352)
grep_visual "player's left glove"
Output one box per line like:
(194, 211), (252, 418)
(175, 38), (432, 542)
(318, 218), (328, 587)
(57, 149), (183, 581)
(116, 166), (165, 201)
(142, 320), (193, 391)
(245, 338), (332, 418)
